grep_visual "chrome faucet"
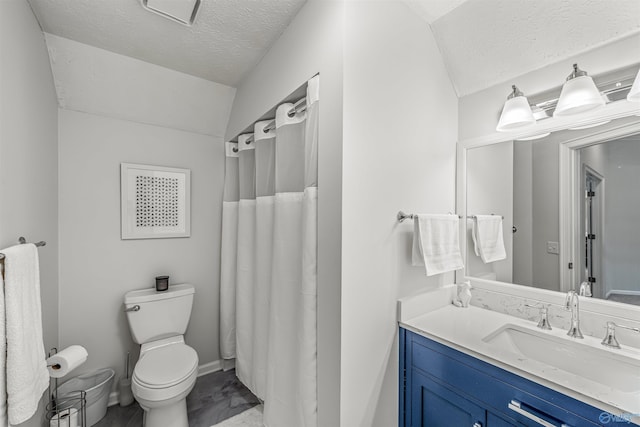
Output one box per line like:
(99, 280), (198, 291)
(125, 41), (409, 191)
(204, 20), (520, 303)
(578, 281), (592, 297)
(601, 321), (640, 349)
(564, 291), (584, 339)
(525, 303), (552, 330)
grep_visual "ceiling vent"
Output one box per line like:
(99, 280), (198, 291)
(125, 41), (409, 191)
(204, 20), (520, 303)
(141, 0), (201, 26)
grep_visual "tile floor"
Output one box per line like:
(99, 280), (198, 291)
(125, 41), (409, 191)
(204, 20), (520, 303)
(94, 369), (260, 427)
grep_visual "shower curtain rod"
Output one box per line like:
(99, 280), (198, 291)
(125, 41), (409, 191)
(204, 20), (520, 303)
(242, 97), (307, 145)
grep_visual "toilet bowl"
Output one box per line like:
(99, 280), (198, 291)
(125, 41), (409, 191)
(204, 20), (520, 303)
(124, 284), (197, 427)
(131, 337), (198, 427)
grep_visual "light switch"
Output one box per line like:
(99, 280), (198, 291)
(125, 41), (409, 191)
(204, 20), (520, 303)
(547, 241), (559, 255)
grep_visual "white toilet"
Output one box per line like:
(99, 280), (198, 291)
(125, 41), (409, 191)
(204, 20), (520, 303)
(124, 284), (198, 427)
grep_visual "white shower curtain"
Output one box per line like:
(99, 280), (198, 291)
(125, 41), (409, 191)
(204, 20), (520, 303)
(220, 76), (319, 427)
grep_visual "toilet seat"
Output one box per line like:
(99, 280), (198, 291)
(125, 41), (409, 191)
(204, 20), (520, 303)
(132, 343), (198, 403)
(134, 343), (198, 388)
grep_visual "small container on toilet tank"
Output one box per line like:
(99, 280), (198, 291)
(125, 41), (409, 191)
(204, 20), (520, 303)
(155, 276), (169, 292)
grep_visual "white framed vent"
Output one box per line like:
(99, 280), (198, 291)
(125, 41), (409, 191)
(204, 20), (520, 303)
(141, 0), (201, 26)
(121, 163), (191, 239)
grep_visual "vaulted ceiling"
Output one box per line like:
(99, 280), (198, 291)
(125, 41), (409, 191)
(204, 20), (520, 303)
(27, 0), (308, 87)
(28, 0), (640, 95)
(422, 0), (640, 96)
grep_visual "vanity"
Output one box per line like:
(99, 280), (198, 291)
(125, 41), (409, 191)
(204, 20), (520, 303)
(399, 83), (640, 426)
(398, 285), (640, 427)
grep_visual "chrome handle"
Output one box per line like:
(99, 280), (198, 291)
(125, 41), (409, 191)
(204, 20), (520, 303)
(124, 305), (140, 312)
(473, 423), (482, 427)
(508, 400), (571, 427)
(524, 304), (552, 330)
(609, 321), (640, 334)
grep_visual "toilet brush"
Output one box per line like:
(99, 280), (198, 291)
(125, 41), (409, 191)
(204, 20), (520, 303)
(118, 352), (134, 407)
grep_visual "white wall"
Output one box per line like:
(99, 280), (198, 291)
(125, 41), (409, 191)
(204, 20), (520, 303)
(52, 37), (233, 392)
(466, 141), (513, 282)
(45, 34), (235, 138)
(513, 141), (533, 286)
(602, 138), (640, 296)
(341, 3), (457, 426)
(531, 140), (560, 290)
(0, 1), (59, 425)
(58, 109), (224, 384)
(225, 1), (344, 425)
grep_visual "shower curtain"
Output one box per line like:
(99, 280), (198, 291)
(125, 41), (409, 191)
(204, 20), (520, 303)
(220, 75), (319, 427)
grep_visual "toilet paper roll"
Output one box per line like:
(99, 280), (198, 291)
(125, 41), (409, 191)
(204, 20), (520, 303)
(49, 408), (79, 427)
(47, 345), (88, 378)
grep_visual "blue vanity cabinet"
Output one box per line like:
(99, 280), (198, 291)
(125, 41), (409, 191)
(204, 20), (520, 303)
(400, 327), (614, 427)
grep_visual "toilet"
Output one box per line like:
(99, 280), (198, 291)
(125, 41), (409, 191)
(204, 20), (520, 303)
(124, 284), (198, 427)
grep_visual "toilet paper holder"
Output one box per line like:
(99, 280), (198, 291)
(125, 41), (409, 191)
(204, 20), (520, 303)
(46, 348), (87, 427)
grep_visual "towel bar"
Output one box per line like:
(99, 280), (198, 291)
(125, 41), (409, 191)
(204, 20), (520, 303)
(468, 214), (504, 219)
(0, 237), (47, 279)
(397, 211), (462, 223)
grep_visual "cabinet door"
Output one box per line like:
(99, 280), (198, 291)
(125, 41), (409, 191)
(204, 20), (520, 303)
(412, 370), (486, 427)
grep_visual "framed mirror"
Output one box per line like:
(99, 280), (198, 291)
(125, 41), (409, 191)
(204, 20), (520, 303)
(457, 114), (640, 306)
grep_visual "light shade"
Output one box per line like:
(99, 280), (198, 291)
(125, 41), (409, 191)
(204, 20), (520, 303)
(496, 86), (535, 132)
(554, 64), (604, 117)
(628, 69), (640, 102)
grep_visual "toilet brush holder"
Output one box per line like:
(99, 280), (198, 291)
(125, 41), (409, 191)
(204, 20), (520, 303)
(118, 378), (134, 407)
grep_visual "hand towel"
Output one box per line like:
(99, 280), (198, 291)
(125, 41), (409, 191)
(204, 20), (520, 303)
(1, 244), (49, 425)
(472, 215), (507, 263)
(411, 214), (464, 276)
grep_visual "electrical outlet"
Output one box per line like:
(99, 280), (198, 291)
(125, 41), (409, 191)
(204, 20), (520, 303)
(547, 241), (559, 255)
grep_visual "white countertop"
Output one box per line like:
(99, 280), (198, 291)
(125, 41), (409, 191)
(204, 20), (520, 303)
(399, 287), (640, 424)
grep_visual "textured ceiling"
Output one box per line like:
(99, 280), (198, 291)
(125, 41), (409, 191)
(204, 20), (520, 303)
(27, 0), (308, 87)
(429, 0), (640, 96)
(27, 0), (640, 96)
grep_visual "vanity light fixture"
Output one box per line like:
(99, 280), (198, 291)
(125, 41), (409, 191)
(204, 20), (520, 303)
(515, 132), (551, 141)
(554, 64), (605, 117)
(496, 85), (536, 132)
(141, 0), (201, 26)
(628, 68), (640, 102)
(568, 120), (611, 131)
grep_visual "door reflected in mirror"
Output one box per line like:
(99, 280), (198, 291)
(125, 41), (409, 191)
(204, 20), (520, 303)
(578, 137), (640, 304)
(464, 120), (640, 306)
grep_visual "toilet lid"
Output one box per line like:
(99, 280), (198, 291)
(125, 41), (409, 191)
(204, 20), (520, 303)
(134, 344), (198, 389)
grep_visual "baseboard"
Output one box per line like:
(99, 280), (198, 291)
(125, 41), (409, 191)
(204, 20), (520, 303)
(197, 359), (222, 377)
(108, 391), (119, 407)
(107, 359), (224, 407)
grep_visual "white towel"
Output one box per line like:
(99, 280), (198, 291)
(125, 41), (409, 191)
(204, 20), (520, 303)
(472, 215), (507, 263)
(411, 214), (464, 276)
(1, 244), (49, 425)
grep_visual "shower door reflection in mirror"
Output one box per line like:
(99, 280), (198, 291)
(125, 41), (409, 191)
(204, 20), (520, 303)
(464, 120), (640, 305)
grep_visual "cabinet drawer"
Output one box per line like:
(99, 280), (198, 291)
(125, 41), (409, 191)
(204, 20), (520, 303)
(406, 329), (603, 426)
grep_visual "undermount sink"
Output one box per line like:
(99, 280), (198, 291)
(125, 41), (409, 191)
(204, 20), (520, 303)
(482, 324), (640, 393)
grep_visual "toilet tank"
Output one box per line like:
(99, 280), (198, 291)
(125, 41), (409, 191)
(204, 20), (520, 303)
(124, 284), (195, 344)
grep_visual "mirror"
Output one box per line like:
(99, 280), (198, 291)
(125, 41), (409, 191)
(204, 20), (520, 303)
(460, 115), (640, 305)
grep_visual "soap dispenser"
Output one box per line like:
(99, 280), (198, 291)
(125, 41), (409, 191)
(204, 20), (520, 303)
(453, 281), (472, 308)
